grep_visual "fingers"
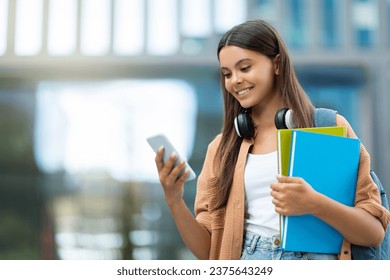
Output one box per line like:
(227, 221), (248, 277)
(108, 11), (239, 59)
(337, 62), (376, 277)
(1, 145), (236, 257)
(276, 175), (292, 183)
(177, 168), (190, 184)
(270, 175), (314, 216)
(276, 175), (304, 184)
(169, 160), (187, 180)
(271, 176), (306, 194)
(155, 146), (165, 170)
(271, 192), (286, 215)
(155, 147), (177, 175)
(155, 147), (189, 185)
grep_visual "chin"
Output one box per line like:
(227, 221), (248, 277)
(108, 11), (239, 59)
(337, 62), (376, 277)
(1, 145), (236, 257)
(238, 100), (255, 109)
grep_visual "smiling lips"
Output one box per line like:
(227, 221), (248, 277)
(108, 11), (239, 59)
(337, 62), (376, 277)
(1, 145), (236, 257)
(237, 87), (253, 95)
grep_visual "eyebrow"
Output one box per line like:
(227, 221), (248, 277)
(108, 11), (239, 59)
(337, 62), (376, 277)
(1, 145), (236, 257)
(220, 58), (253, 71)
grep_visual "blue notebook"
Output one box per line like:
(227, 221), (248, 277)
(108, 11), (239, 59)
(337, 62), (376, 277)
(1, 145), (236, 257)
(282, 130), (361, 254)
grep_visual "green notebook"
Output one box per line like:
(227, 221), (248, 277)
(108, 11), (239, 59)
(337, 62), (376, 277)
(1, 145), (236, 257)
(277, 126), (347, 176)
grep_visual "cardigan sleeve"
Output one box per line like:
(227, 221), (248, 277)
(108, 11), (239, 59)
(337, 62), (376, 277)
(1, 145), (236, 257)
(194, 135), (222, 233)
(337, 114), (390, 230)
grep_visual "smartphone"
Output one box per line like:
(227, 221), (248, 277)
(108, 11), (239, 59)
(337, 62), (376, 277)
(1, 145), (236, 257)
(146, 134), (196, 181)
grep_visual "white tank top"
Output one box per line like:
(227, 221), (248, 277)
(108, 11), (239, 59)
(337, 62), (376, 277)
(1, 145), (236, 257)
(244, 151), (279, 237)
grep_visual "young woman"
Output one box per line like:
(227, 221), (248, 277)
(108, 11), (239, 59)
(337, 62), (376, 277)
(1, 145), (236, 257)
(154, 19), (390, 260)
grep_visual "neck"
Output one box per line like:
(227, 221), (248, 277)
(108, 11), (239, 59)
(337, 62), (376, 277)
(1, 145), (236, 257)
(251, 98), (285, 130)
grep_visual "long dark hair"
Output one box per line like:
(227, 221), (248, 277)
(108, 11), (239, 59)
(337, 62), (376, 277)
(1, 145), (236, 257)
(213, 19), (314, 209)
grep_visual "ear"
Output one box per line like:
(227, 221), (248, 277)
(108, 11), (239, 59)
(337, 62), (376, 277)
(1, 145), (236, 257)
(274, 54), (281, 75)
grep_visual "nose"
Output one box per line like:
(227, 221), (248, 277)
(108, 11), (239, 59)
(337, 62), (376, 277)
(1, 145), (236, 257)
(231, 71), (243, 85)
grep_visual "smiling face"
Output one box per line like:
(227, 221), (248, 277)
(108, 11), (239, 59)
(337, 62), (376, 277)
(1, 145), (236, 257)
(219, 45), (280, 110)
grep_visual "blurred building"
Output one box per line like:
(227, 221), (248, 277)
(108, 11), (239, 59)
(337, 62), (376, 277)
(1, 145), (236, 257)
(0, 0), (389, 260)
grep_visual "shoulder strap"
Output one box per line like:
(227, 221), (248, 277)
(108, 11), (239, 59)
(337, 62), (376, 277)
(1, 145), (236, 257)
(314, 108), (337, 127)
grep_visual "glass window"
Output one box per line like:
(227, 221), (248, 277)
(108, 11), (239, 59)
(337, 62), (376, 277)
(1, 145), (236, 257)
(147, 0), (179, 56)
(0, 0), (8, 55)
(214, 0), (247, 34)
(113, 0), (145, 56)
(285, 0), (308, 49)
(80, 0), (111, 56)
(0, 0), (7, 55)
(388, 0), (390, 45)
(34, 79), (197, 183)
(48, 0), (77, 56)
(352, 0), (378, 48)
(15, 0), (43, 55)
(181, 0), (212, 37)
(249, 0), (277, 22)
(181, 0), (212, 55)
(321, 0), (340, 48)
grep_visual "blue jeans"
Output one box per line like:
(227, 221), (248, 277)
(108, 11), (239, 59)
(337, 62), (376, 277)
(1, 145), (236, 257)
(240, 232), (338, 260)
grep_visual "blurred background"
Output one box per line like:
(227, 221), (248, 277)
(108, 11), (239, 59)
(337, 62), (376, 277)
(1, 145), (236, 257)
(0, 0), (389, 260)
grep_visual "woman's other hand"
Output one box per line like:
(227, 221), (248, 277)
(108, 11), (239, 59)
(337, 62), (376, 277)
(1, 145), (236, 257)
(270, 175), (319, 216)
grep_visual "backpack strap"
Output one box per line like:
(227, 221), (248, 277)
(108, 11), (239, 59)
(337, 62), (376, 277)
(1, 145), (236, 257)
(314, 108), (337, 127)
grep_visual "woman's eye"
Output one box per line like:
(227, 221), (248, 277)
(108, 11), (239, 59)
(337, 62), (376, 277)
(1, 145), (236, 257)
(241, 66), (250, 72)
(222, 72), (231, 78)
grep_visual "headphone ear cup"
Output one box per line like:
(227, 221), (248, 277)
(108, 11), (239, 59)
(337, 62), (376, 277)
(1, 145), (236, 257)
(235, 111), (254, 139)
(274, 108), (289, 129)
(234, 116), (243, 138)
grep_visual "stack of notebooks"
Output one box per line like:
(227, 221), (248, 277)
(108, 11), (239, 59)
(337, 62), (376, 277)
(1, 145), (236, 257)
(277, 127), (361, 254)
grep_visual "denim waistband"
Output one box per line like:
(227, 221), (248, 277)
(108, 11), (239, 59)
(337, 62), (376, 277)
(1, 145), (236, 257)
(242, 231), (338, 260)
(243, 231), (281, 252)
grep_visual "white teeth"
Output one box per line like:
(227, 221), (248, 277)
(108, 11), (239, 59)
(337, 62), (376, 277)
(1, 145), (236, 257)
(238, 88), (251, 95)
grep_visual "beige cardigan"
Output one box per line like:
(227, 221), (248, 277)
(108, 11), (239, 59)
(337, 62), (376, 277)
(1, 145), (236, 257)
(194, 116), (390, 260)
